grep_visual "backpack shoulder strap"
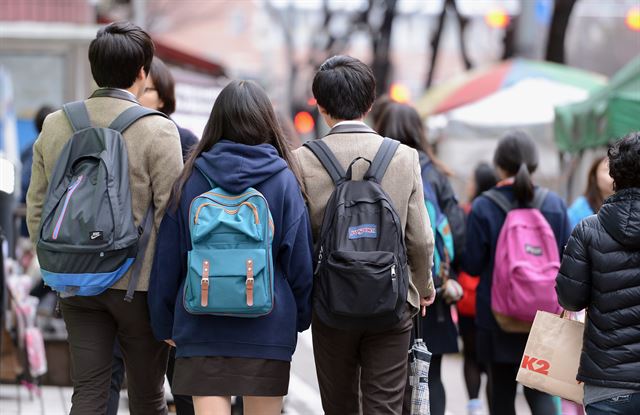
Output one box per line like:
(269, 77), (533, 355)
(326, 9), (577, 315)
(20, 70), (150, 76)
(531, 187), (549, 210)
(303, 140), (346, 185)
(483, 189), (513, 215)
(364, 137), (400, 183)
(108, 106), (168, 134)
(62, 101), (92, 132)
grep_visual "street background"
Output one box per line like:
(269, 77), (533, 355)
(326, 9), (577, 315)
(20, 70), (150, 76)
(1, 0), (638, 414)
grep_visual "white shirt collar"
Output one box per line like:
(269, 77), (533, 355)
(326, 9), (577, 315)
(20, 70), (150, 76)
(333, 120), (368, 128)
(99, 87), (138, 101)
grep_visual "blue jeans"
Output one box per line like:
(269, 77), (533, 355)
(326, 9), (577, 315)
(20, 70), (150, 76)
(586, 393), (640, 415)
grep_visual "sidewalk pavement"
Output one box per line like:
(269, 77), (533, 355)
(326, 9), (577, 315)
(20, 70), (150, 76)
(0, 331), (531, 415)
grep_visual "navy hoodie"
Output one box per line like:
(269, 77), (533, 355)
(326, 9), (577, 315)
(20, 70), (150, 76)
(148, 140), (314, 362)
(462, 185), (571, 332)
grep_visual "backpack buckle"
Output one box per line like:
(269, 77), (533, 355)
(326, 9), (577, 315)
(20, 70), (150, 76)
(246, 259), (254, 307)
(201, 260), (210, 307)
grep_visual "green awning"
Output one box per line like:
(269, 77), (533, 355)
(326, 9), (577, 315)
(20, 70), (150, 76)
(555, 57), (640, 153)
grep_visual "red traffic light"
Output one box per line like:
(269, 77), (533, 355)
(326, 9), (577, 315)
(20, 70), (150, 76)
(294, 111), (315, 134)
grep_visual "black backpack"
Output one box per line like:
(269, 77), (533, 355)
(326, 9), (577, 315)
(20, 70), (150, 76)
(37, 99), (166, 301)
(305, 138), (409, 330)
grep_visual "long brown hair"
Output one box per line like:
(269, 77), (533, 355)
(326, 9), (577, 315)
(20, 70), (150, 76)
(584, 156), (607, 212)
(375, 102), (453, 176)
(171, 80), (303, 206)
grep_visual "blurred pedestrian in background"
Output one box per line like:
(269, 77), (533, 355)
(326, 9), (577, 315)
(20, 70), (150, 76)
(463, 131), (571, 415)
(457, 162), (497, 415)
(567, 156), (614, 229)
(106, 55), (200, 415)
(376, 102), (465, 415)
(140, 57), (199, 161)
(556, 132), (640, 415)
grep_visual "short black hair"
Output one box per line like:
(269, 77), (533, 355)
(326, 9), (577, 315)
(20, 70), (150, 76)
(312, 55), (376, 120)
(608, 132), (640, 191)
(88, 21), (154, 89)
(35, 105), (55, 133)
(149, 57), (176, 115)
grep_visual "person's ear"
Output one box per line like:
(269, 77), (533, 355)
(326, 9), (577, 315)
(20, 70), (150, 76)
(317, 105), (328, 117)
(137, 67), (147, 82)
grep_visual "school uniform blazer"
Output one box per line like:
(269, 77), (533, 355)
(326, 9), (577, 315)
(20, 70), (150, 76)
(26, 92), (183, 292)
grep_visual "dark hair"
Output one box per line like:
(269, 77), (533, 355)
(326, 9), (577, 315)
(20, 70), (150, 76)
(584, 156), (608, 212)
(608, 132), (640, 191)
(312, 55), (376, 120)
(35, 105), (55, 133)
(148, 57), (176, 115)
(369, 94), (393, 127)
(473, 162), (498, 199)
(172, 80), (303, 204)
(376, 102), (453, 176)
(88, 21), (154, 89)
(493, 130), (539, 205)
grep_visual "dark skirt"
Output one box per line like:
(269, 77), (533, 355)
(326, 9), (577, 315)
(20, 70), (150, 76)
(476, 327), (528, 365)
(420, 297), (459, 355)
(171, 356), (291, 397)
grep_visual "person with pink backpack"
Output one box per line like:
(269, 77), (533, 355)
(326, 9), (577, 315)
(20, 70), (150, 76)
(462, 131), (571, 415)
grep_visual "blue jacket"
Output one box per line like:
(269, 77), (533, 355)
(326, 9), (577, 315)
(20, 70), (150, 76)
(148, 140), (314, 362)
(567, 195), (594, 230)
(462, 185), (571, 330)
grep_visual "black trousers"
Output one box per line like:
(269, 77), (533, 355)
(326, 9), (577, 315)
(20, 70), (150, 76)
(312, 307), (413, 415)
(60, 290), (169, 415)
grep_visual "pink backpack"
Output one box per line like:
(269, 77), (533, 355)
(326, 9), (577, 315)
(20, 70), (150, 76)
(485, 188), (562, 333)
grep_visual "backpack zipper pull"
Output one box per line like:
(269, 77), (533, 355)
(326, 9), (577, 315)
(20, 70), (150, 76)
(314, 246), (324, 275)
(391, 264), (398, 293)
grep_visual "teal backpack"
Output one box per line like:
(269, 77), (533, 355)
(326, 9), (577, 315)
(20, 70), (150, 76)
(420, 157), (455, 287)
(183, 167), (275, 317)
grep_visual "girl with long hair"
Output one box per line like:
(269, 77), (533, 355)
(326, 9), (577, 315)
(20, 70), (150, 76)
(148, 80), (313, 415)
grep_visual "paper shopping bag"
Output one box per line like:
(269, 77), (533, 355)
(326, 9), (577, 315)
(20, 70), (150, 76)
(516, 311), (585, 404)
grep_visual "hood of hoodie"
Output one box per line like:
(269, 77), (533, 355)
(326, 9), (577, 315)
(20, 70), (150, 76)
(598, 187), (640, 248)
(194, 140), (288, 194)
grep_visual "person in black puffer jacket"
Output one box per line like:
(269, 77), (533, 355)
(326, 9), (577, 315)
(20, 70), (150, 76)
(556, 131), (640, 415)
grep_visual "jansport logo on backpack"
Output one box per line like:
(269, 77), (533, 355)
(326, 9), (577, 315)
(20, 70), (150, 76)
(484, 188), (562, 332)
(305, 138), (409, 330)
(420, 157), (455, 288)
(37, 101), (166, 301)
(182, 167), (275, 317)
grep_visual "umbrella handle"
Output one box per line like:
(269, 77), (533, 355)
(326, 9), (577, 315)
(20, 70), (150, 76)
(413, 314), (423, 341)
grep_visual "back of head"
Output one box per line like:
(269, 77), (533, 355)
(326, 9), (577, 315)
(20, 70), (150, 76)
(493, 130), (539, 205)
(376, 102), (454, 176)
(375, 102), (424, 152)
(35, 105), (55, 133)
(312, 55), (376, 121)
(473, 162), (498, 199)
(172, 80), (298, 204)
(369, 94), (393, 127)
(89, 21), (154, 89)
(149, 57), (176, 115)
(607, 131), (640, 192)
